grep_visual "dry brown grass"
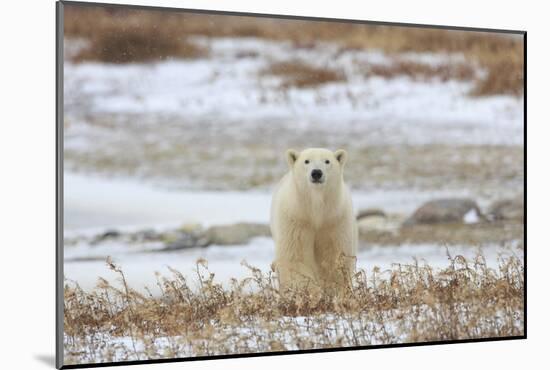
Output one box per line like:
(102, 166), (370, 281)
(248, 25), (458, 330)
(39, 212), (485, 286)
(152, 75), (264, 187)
(67, 7), (207, 63)
(73, 25), (206, 63)
(369, 60), (476, 82)
(471, 57), (524, 96)
(63, 252), (524, 365)
(64, 4), (523, 94)
(262, 61), (346, 88)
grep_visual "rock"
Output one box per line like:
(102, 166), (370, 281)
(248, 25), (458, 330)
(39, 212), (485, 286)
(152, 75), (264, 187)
(403, 198), (484, 226)
(357, 210), (402, 236)
(99, 229), (120, 239)
(131, 229), (161, 242)
(357, 208), (386, 220)
(161, 230), (209, 251)
(178, 223), (202, 233)
(159, 223), (271, 250)
(358, 216), (399, 234)
(163, 233), (200, 251)
(487, 198), (524, 221)
(202, 223), (271, 245)
(91, 229), (121, 244)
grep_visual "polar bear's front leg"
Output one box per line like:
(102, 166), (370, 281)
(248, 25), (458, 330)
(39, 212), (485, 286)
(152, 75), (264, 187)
(314, 223), (356, 289)
(274, 227), (319, 289)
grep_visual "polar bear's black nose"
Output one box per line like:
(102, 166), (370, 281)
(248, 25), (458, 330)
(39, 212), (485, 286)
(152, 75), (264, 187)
(311, 169), (323, 181)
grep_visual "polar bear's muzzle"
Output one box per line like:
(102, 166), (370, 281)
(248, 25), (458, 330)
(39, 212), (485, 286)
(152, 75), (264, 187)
(310, 169), (325, 184)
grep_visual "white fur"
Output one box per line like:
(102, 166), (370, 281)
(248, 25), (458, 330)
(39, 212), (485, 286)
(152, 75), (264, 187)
(270, 148), (358, 290)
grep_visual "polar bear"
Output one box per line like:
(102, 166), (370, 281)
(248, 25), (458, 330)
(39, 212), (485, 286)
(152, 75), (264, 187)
(270, 148), (357, 290)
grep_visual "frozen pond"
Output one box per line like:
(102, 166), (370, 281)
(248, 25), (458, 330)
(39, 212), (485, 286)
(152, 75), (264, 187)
(63, 173), (522, 294)
(64, 172), (486, 232)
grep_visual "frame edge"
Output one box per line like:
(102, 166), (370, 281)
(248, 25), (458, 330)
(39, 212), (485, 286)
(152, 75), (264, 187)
(56, 1), (65, 368)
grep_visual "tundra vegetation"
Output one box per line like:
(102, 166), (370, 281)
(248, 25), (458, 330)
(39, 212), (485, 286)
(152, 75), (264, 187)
(64, 250), (524, 365)
(64, 5), (523, 95)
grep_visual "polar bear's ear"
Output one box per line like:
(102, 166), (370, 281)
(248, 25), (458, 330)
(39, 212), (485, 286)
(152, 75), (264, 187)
(286, 149), (299, 168)
(334, 149), (347, 166)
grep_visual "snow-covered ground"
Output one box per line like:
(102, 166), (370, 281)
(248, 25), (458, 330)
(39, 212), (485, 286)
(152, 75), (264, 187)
(62, 36), (524, 294)
(63, 36), (524, 194)
(65, 37), (523, 146)
(68, 314), (404, 363)
(64, 234), (521, 295)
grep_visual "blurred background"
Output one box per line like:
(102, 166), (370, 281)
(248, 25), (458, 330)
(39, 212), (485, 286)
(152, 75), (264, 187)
(63, 4), (524, 293)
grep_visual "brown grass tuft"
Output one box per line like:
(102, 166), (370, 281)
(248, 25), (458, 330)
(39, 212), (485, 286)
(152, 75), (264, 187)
(368, 60), (476, 82)
(63, 252), (524, 365)
(74, 26), (206, 64)
(64, 4), (523, 94)
(262, 61), (346, 88)
(471, 58), (524, 96)
(68, 8), (207, 63)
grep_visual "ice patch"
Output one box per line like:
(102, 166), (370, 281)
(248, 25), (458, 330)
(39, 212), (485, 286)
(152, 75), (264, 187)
(64, 172), (481, 231)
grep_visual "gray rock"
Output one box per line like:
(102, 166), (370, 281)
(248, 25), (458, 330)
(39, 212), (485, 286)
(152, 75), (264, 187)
(403, 198), (484, 226)
(91, 229), (121, 245)
(487, 198), (524, 221)
(202, 223), (271, 245)
(357, 214), (401, 235)
(163, 233), (199, 251)
(161, 230), (209, 251)
(357, 208), (386, 220)
(131, 229), (161, 242)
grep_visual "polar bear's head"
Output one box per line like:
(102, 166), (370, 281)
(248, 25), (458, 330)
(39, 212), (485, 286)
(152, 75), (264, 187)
(286, 148), (347, 189)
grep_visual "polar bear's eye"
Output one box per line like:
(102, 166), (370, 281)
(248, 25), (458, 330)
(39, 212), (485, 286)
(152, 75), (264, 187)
(305, 160), (310, 164)
(325, 160), (330, 164)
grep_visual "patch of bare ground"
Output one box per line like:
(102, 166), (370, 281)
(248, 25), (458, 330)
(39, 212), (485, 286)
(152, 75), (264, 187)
(359, 221), (524, 246)
(64, 114), (524, 193)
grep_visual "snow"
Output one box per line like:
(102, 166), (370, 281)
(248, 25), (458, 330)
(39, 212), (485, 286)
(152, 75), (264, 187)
(463, 208), (480, 224)
(64, 172), (271, 231)
(66, 311), (401, 363)
(64, 233), (522, 295)
(64, 37), (524, 147)
(65, 299), (521, 363)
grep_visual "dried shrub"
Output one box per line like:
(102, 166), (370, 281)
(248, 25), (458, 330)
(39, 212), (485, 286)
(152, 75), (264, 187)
(262, 61), (346, 88)
(472, 58), (524, 96)
(66, 6), (207, 63)
(74, 25), (206, 63)
(369, 60), (476, 82)
(64, 251), (524, 365)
